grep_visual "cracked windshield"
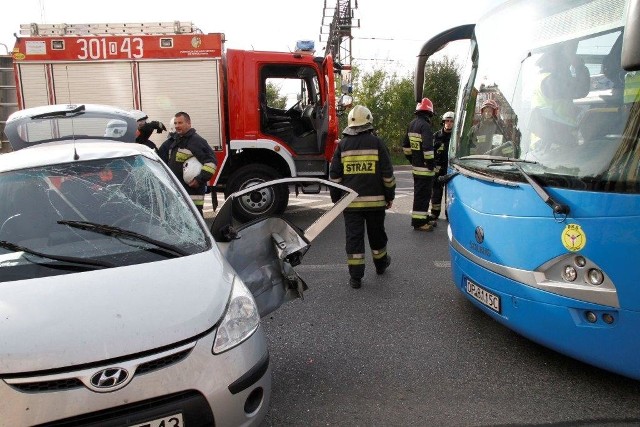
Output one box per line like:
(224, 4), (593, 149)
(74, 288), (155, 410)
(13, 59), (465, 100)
(0, 155), (208, 281)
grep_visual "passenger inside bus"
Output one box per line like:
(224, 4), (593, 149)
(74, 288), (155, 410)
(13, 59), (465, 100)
(529, 41), (591, 150)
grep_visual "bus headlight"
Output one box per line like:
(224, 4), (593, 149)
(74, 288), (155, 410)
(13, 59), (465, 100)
(587, 268), (605, 286)
(562, 265), (577, 282)
(574, 256), (586, 268)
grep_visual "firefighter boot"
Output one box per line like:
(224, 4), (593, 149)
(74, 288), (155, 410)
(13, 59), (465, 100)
(349, 277), (362, 288)
(427, 213), (438, 228)
(415, 223), (434, 231)
(376, 255), (391, 275)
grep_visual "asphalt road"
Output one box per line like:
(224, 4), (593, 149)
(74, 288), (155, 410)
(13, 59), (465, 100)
(253, 169), (640, 426)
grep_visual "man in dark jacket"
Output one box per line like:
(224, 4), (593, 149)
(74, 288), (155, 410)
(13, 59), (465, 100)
(402, 97), (436, 231)
(158, 112), (217, 216)
(330, 105), (396, 289)
(429, 111), (454, 225)
(130, 110), (166, 152)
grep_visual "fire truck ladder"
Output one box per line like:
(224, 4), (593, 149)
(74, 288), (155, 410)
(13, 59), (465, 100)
(0, 53), (17, 152)
(19, 21), (199, 36)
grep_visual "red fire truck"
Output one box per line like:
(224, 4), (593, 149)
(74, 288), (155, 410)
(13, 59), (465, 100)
(11, 21), (341, 221)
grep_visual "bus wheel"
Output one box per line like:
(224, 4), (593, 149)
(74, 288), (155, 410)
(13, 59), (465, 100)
(226, 164), (289, 223)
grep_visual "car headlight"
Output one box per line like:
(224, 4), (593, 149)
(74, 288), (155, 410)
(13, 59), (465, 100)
(212, 275), (261, 354)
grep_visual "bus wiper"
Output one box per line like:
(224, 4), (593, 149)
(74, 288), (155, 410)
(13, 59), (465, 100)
(0, 240), (114, 268)
(58, 220), (189, 257)
(458, 155), (539, 163)
(440, 156), (537, 184)
(488, 160), (570, 215)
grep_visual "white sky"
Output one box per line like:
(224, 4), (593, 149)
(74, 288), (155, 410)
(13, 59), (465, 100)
(1, 0), (504, 73)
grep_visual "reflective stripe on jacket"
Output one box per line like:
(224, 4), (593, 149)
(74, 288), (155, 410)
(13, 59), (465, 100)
(402, 114), (435, 177)
(329, 130), (396, 211)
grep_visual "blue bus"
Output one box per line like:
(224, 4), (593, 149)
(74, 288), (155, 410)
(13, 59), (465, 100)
(415, 0), (640, 379)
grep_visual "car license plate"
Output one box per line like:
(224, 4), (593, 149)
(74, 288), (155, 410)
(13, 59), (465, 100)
(130, 413), (184, 427)
(466, 279), (501, 313)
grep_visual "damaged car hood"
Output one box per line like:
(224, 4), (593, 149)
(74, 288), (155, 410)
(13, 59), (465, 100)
(0, 250), (232, 374)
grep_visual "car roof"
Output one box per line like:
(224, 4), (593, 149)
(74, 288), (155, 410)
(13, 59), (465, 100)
(0, 141), (156, 173)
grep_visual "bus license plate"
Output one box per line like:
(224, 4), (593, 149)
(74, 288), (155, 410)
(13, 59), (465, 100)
(466, 279), (501, 313)
(130, 413), (184, 427)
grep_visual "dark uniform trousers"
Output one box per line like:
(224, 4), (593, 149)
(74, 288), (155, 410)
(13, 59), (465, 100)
(344, 210), (389, 280)
(411, 175), (434, 228)
(430, 176), (444, 218)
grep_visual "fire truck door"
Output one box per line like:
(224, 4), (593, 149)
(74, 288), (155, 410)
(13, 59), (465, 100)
(316, 55), (337, 156)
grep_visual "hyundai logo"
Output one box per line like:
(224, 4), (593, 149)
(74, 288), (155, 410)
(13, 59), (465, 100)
(90, 367), (129, 390)
(475, 226), (484, 244)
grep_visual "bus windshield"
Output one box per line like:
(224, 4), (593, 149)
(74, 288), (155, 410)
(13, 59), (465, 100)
(453, 0), (639, 193)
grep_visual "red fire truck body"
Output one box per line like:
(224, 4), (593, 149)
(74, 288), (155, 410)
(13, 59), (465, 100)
(11, 22), (338, 221)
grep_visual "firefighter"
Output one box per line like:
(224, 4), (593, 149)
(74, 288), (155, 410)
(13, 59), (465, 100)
(329, 105), (396, 289)
(468, 99), (508, 154)
(158, 111), (217, 217)
(130, 110), (167, 152)
(403, 97), (436, 231)
(428, 111), (454, 225)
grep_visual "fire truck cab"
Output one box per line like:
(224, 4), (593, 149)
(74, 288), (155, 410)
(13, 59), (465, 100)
(11, 21), (339, 222)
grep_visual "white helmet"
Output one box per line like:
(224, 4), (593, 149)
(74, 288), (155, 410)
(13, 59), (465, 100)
(442, 111), (455, 121)
(182, 157), (202, 184)
(347, 105), (373, 127)
(130, 109), (148, 122)
(104, 119), (127, 138)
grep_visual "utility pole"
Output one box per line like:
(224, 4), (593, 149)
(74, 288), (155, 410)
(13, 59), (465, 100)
(319, 0), (359, 100)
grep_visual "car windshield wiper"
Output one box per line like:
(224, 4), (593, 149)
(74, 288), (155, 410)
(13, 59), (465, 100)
(0, 240), (114, 268)
(30, 104), (86, 119)
(58, 220), (189, 257)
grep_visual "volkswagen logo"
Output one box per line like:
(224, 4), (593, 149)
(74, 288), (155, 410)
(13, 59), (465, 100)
(90, 367), (129, 390)
(475, 226), (485, 244)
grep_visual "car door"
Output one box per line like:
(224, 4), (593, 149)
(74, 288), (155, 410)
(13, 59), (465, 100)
(211, 178), (356, 317)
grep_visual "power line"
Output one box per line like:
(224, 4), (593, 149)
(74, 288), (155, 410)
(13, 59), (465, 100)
(354, 36), (427, 42)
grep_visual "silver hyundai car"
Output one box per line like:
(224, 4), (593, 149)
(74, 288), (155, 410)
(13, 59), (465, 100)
(0, 104), (355, 426)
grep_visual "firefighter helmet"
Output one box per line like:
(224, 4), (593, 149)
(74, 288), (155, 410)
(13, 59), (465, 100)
(442, 111), (455, 121)
(480, 99), (499, 116)
(416, 98), (434, 113)
(182, 157), (202, 184)
(347, 105), (373, 127)
(130, 109), (149, 122)
(104, 120), (127, 138)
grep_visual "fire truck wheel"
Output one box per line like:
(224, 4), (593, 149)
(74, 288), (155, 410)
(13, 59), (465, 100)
(226, 164), (290, 223)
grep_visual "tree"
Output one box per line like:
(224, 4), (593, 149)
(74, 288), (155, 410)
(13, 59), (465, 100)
(422, 55), (459, 118)
(265, 81), (287, 109)
(346, 56), (460, 162)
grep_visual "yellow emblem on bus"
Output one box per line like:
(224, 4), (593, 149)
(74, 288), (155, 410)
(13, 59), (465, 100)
(561, 223), (586, 252)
